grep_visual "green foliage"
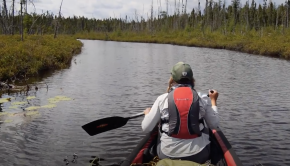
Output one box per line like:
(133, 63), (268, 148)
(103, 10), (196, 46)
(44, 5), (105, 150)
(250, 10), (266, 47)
(0, 35), (83, 81)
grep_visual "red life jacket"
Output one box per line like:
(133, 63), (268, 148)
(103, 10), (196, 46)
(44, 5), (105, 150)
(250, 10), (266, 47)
(163, 85), (203, 139)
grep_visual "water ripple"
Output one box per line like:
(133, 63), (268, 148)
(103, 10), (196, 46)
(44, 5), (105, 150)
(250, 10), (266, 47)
(1, 40), (290, 166)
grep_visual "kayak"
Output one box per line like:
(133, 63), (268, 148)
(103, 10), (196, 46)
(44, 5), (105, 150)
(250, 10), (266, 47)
(81, 112), (243, 166)
(117, 127), (243, 166)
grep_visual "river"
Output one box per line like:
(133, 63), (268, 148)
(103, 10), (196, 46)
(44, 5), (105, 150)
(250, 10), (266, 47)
(0, 40), (290, 166)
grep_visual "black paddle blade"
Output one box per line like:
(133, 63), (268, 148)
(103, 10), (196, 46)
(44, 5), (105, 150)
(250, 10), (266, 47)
(82, 116), (129, 136)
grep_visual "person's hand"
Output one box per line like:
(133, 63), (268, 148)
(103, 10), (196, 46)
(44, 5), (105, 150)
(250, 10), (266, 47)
(208, 89), (218, 106)
(144, 108), (151, 115)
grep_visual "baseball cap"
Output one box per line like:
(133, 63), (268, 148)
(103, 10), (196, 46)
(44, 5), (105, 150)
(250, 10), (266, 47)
(171, 62), (193, 83)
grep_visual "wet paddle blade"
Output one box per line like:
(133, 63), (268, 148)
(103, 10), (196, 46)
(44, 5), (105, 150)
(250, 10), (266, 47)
(82, 116), (129, 136)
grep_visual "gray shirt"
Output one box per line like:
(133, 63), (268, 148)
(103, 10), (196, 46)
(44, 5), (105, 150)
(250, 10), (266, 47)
(141, 92), (219, 157)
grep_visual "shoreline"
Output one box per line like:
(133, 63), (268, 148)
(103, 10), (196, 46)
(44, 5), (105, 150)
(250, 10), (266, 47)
(75, 31), (290, 60)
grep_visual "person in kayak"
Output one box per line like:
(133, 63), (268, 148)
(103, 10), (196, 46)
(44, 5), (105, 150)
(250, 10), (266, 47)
(141, 62), (219, 164)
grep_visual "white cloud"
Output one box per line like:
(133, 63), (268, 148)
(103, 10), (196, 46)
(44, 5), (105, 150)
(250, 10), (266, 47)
(6, 0), (287, 19)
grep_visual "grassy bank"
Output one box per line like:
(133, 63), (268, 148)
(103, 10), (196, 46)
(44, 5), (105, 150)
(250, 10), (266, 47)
(0, 35), (83, 81)
(75, 28), (290, 60)
(1, 28), (288, 82)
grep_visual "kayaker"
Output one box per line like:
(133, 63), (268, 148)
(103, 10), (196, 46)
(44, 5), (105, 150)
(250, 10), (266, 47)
(141, 62), (219, 164)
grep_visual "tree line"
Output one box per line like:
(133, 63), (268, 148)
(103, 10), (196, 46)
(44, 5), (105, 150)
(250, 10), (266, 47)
(1, 0), (290, 36)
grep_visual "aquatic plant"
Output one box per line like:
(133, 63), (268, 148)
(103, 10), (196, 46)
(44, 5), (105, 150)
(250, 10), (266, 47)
(0, 95), (72, 124)
(0, 35), (83, 81)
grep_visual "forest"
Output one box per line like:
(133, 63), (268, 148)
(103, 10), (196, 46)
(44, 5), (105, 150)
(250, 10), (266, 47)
(1, 0), (290, 81)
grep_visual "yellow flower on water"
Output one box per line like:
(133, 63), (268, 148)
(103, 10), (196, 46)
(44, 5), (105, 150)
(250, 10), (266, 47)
(26, 96), (36, 100)
(25, 106), (41, 111)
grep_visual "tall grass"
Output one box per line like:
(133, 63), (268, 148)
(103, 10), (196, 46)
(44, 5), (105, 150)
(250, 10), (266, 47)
(75, 27), (290, 60)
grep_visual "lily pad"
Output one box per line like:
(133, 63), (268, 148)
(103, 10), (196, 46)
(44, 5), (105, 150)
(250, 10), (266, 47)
(9, 105), (18, 109)
(12, 101), (27, 105)
(0, 112), (8, 116)
(25, 106), (41, 111)
(26, 96), (36, 100)
(48, 98), (60, 104)
(56, 96), (72, 101)
(52, 96), (72, 101)
(4, 119), (13, 123)
(26, 111), (39, 116)
(8, 113), (20, 116)
(41, 104), (56, 108)
(0, 98), (10, 103)
(59, 97), (72, 101)
(54, 96), (67, 99)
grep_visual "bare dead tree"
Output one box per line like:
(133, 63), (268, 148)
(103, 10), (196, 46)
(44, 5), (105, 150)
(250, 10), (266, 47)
(174, 0), (176, 15)
(3, 0), (8, 18)
(166, 0), (168, 16)
(150, 0), (153, 33)
(185, 0), (187, 14)
(29, 13), (45, 34)
(20, 0), (24, 41)
(287, 0), (289, 28)
(24, 0), (27, 14)
(178, 0), (181, 16)
(10, 0), (15, 35)
(0, 10), (5, 34)
(27, 0), (36, 12)
(1, 0), (9, 34)
(276, 6), (279, 29)
(54, 0), (64, 39)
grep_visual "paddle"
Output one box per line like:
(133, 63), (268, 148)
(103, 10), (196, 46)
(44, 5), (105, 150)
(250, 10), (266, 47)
(82, 90), (215, 136)
(82, 112), (144, 136)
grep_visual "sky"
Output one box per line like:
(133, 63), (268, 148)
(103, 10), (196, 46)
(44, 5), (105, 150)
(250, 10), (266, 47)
(7, 0), (286, 20)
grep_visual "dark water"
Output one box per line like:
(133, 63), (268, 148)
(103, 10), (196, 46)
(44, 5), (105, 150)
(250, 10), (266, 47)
(1, 40), (290, 166)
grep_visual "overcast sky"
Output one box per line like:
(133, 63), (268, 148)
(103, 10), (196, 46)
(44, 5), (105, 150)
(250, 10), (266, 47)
(10, 0), (286, 19)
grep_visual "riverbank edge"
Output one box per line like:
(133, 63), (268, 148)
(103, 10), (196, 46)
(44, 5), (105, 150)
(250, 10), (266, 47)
(0, 35), (83, 86)
(75, 31), (290, 60)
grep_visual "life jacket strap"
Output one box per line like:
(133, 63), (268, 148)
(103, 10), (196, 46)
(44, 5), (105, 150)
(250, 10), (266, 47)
(160, 118), (205, 136)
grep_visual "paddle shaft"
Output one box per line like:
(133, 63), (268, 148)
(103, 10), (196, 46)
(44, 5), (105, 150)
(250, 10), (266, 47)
(128, 112), (145, 119)
(82, 112), (145, 136)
